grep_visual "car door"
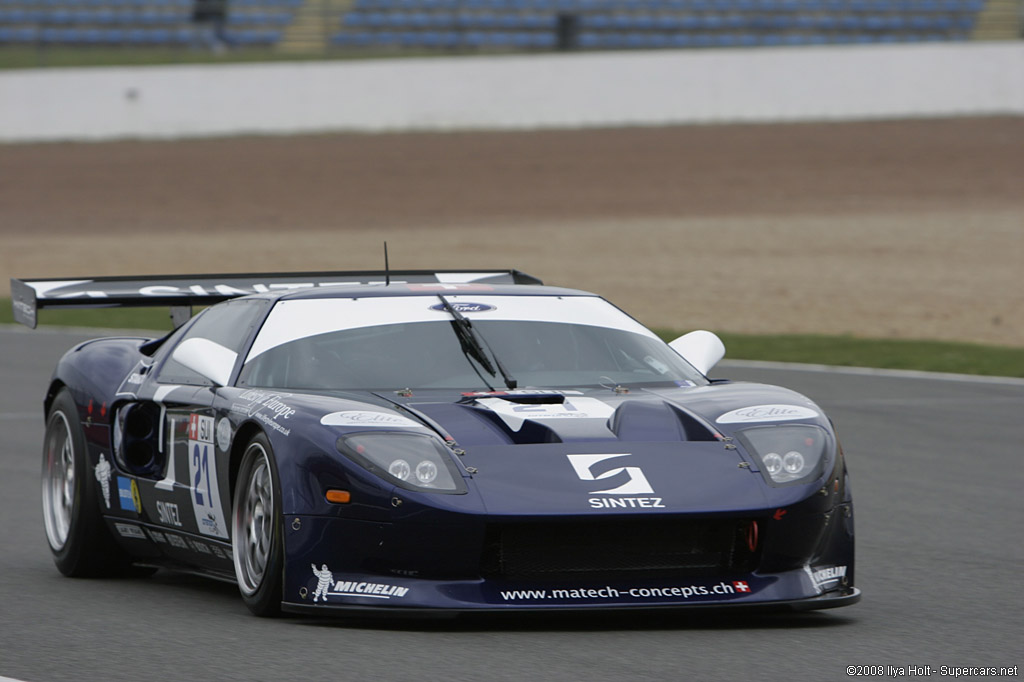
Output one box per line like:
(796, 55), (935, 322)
(111, 298), (269, 571)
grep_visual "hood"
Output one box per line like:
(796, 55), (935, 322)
(379, 383), (826, 446)
(365, 383), (829, 515)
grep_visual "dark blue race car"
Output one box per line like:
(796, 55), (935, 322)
(12, 270), (858, 617)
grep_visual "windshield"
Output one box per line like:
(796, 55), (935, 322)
(238, 295), (706, 391)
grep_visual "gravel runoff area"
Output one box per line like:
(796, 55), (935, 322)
(1, 117), (1022, 346)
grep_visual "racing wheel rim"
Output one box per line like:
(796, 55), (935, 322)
(233, 442), (274, 596)
(42, 410), (75, 551)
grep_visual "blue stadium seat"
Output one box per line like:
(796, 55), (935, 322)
(328, 0), (991, 51)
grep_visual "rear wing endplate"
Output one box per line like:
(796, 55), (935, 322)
(10, 269), (542, 329)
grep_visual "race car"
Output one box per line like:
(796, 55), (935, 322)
(12, 270), (858, 616)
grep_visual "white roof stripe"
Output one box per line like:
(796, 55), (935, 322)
(246, 295), (657, 361)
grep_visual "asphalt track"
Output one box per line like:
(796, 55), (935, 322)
(0, 327), (1021, 682)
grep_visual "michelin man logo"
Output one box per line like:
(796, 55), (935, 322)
(95, 453), (112, 509)
(312, 563), (333, 603)
(565, 453), (654, 495)
(308, 565), (411, 602)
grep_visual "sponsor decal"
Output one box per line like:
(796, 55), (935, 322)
(188, 414), (229, 540)
(429, 301), (496, 313)
(114, 523), (146, 540)
(716, 404), (819, 424)
(188, 539), (212, 555)
(30, 278), (501, 301)
(115, 366), (149, 397)
(587, 497), (666, 509)
(250, 411), (292, 436)
(310, 564), (410, 602)
(146, 529), (167, 544)
(166, 534), (188, 550)
(477, 397), (615, 432)
(566, 453), (665, 510)
(209, 544), (226, 559)
(12, 298), (35, 325)
(156, 500), (182, 527)
(232, 390), (294, 437)
(499, 580), (755, 602)
(189, 413), (214, 442)
(216, 417), (232, 452)
(94, 454), (112, 509)
(810, 565), (847, 591)
(311, 564), (333, 602)
(200, 513), (222, 537)
(133, 281), (368, 298)
(117, 476), (141, 513)
(320, 411), (422, 428)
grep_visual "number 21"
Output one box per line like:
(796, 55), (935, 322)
(193, 443), (211, 507)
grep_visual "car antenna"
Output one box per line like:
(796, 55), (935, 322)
(384, 241), (390, 286)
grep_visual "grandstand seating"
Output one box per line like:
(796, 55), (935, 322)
(0, 0), (300, 46)
(330, 0), (989, 49)
(0, 0), (994, 49)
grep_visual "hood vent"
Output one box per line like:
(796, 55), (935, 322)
(608, 400), (718, 442)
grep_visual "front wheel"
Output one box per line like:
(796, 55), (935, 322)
(232, 433), (284, 616)
(42, 388), (132, 576)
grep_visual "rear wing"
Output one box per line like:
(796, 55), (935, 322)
(10, 269), (543, 329)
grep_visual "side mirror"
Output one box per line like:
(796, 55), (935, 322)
(170, 338), (238, 387)
(668, 330), (725, 375)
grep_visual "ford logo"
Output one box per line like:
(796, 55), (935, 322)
(429, 302), (496, 313)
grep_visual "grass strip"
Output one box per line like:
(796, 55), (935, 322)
(1, 300), (1020, 378)
(0, 46), (466, 70)
(1, 301), (175, 332)
(653, 329), (1024, 379)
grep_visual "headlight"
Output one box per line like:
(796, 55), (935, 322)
(336, 432), (466, 494)
(736, 425), (830, 486)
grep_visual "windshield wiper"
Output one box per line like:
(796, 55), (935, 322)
(436, 294), (517, 390)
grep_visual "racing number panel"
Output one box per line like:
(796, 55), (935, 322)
(109, 398), (234, 572)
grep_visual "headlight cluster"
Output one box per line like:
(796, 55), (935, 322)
(736, 424), (830, 486)
(337, 432), (465, 494)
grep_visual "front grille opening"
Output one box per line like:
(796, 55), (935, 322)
(481, 518), (758, 581)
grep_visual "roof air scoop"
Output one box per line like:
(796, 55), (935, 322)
(608, 401), (718, 442)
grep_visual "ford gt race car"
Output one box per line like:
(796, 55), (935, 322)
(11, 270), (858, 617)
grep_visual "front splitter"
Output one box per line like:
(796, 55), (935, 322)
(282, 587), (860, 618)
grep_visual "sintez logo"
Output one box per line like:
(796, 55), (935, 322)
(565, 454), (654, 495)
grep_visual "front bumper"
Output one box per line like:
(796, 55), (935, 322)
(281, 570), (860, 615)
(281, 498), (857, 614)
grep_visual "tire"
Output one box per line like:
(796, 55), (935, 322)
(232, 433), (284, 617)
(42, 388), (133, 577)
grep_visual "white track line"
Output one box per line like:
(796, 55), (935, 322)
(720, 359), (1024, 386)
